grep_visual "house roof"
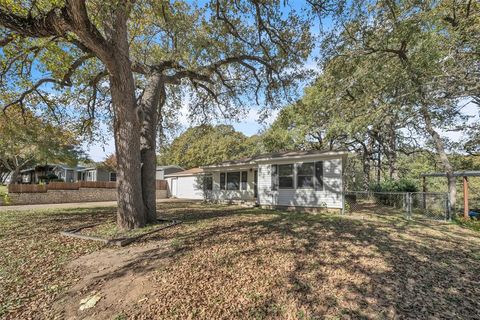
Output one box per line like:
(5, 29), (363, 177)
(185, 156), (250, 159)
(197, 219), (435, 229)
(21, 163), (84, 173)
(202, 149), (348, 168)
(156, 165), (184, 171)
(164, 167), (204, 177)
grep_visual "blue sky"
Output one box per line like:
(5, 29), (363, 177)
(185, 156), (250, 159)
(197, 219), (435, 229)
(86, 106), (280, 161)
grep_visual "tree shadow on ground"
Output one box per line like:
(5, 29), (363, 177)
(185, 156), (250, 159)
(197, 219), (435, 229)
(67, 203), (480, 319)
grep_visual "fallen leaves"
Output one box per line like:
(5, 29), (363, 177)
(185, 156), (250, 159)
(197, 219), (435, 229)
(2, 202), (480, 319)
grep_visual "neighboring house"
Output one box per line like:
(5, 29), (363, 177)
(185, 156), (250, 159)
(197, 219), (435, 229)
(77, 166), (116, 182)
(166, 150), (347, 210)
(156, 165), (184, 180)
(20, 163), (117, 183)
(1, 172), (12, 185)
(21, 164), (83, 183)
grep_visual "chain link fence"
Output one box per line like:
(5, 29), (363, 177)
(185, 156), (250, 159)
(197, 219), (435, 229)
(344, 191), (450, 221)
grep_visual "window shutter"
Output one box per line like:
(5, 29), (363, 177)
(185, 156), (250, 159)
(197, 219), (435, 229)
(271, 164), (278, 190)
(315, 161), (323, 190)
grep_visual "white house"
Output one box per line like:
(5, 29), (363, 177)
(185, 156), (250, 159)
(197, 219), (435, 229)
(166, 150), (347, 210)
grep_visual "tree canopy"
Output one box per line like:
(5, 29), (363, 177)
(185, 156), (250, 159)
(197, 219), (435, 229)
(0, 0), (329, 229)
(158, 124), (259, 168)
(0, 105), (81, 183)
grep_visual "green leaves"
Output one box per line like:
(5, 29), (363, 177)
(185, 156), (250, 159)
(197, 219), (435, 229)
(158, 124), (260, 168)
(0, 106), (82, 172)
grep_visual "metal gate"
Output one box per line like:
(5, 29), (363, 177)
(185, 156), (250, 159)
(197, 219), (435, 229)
(344, 191), (450, 221)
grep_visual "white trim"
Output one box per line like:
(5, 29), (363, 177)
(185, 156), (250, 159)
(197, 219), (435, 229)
(255, 151), (348, 163)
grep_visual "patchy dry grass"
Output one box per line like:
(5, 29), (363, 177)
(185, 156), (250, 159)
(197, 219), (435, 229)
(78, 220), (170, 239)
(0, 206), (113, 318)
(453, 217), (480, 233)
(2, 202), (480, 319)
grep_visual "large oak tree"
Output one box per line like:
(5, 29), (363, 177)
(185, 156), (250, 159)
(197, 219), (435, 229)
(0, 0), (327, 229)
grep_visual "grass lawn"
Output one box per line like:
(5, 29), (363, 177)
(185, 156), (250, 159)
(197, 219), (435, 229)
(1, 202), (480, 319)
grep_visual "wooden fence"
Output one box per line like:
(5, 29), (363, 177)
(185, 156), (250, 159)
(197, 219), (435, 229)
(79, 181), (117, 189)
(8, 179), (168, 193)
(8, 184), (47, 193)
(155, 180), (168, 190)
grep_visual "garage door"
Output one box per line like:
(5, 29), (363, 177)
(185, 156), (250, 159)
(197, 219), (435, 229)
(174, 176), (204, 199)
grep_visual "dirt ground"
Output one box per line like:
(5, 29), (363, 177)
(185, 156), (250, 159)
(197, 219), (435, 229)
(2, 202), (480, 319)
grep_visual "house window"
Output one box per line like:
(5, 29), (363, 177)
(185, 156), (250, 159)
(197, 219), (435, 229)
(315, 161), (324, 190)
(220, 172), (226, 190)
(204, 175), (213, 191)
(110, 172), (117, 182)
(278, 164), (294, 189)
(241, 171), (248, 190)
(297, 162), (314, 188)
(226, 172), (240, 190)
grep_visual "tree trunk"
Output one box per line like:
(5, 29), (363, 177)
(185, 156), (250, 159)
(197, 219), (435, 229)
(139, 73), (165, 223)
(376, 142), (381, 184)
(360, 142), (371, 191)
(10, 167), (20, 185)
(110, 58), (145, 229)
(420, 105), (456, 211)
(387, 117), (398, 179)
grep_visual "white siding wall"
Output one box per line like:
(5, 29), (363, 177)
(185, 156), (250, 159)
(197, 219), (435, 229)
(168, 175), (205, 200)
(258, 156), (343, 208)
(208, 169), (255, 202)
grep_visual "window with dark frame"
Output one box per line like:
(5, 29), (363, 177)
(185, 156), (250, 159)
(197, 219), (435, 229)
(241, 171), (248, 190)
(227, 172), (241, 190)
(297, 162), (314, 188)
(110, 172), (117, 182)
(278, 164), (294, 189)
(204, 175), (213, 191)
(315, 161), (324, 190)
(220, 172), (226, 190)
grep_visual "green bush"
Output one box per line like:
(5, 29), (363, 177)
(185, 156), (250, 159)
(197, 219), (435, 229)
(38, 174), (59, 183)
(370, 178), (418, 193)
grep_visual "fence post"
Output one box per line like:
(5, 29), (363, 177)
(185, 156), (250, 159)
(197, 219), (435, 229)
(407, 193), (412, 220)
(446, 196), (451, 221)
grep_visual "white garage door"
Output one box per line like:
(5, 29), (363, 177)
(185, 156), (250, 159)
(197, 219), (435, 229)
(173, 176), (204, 200)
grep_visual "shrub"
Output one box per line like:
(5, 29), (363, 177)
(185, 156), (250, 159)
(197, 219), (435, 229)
(370, 178), (418, 193)
(38, 174), (59, 183)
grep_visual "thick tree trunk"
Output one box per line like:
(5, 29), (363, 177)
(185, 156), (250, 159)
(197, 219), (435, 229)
(139, 73), (165, 223)
(420, 106), (456, 211)
(109, 52), (145, 229)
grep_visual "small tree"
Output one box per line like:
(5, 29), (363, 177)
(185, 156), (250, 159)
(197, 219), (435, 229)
(0, 106), (81, 184)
